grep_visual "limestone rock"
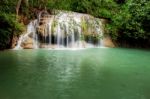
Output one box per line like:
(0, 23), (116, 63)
(11, 36), (19, 49)
(103, 36), (115, 47)
(23, 44), (33, 49)
(21, 37), (34, 49)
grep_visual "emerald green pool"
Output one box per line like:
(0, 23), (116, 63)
(0, 48), (150, 99)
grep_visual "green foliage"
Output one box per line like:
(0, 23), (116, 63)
(104, 0), (150, 47)
(81, 17), (88, 34)
(0, 0), (150, 48)
(0, 13), (25, 49)
(51, 19), (58, 34)
(0, 0), (18, 13)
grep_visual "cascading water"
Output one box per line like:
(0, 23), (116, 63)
(14, 11), (104, 49)
(14, 20), (39, 49)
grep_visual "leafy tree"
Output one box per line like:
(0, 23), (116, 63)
(107, 0), (150, 47)
(0, 0), (150, 49)
(0, 13), (24, 50)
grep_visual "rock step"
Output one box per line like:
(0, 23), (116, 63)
(40, 18), (51, 20)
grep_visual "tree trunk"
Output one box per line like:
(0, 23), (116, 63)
(16, 0), (22, 18)
(16, 0), (29, 19)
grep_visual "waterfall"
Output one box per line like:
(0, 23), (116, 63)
(32, 20), (39, 49)
(14, 20), (38, 49)
(14, 11), (104, 49)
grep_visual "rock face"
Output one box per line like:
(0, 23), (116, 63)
(14, 10), (115, 49)
(11, 36), (19, 49)
(103, 36), (115, 47)
(21, 37), (34, 49)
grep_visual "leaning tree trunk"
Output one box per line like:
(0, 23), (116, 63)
(16, 0), (22, 18)
(16, 0), (29, 18)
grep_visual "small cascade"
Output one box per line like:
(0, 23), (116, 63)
(14, 11), (104, 49)
(32, 20), (39, 49)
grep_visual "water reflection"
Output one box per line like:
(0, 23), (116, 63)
(13, 50), (83, 99)
(0, 49), (150, 99)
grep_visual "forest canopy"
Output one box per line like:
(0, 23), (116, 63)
(0, 0), (150, 49)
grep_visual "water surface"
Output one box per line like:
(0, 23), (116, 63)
(0, 48), (150, 99)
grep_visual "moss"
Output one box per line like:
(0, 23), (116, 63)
(81, 16), (88, 35)
(51, 19), (57, 34)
